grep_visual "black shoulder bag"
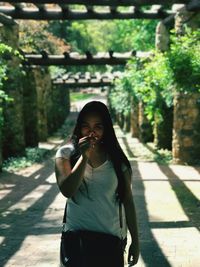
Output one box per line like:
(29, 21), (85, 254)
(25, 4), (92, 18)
(60, 201), (127, 267)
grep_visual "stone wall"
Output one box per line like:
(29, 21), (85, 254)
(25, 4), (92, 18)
(154, 101), (173, 150)
(154, 21), (173, 150)
(23, 67), (38, 147)
(172, 6), (200, 164)
(173, 92), (200, 164)
(47, 84), (70, 135)
(32, 67), (51, 142)
(0, 22), (71, 170)
(130, 98), (139, 138)
(0, 22), (26, 159)
(123, 113), (131, 133)
(138, 102), (153, 143)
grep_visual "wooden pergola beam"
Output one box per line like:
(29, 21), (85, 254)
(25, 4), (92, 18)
(22, 51), (148, 66)
(34, 4), (47, 11)
(4, 1), (191, 6)
(0, 12), (16, 25)
(53, 71), (121, 81)
(23, 53), (132, 66)
(0, 7), (175, 20)
(53, 81), (112, 88)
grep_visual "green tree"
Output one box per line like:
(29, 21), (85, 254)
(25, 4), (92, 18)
(106, 20), (157, 52)
(19, 20), (69, 54)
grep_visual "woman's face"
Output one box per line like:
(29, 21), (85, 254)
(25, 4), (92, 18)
(80, 113), (104, 146)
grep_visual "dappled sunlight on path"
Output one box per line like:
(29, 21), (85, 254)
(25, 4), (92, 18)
(0, 98), (200, 267)
(117, 126), (200, 267)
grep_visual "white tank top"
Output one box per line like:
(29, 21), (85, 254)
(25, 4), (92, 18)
(55, 145), (127, 239)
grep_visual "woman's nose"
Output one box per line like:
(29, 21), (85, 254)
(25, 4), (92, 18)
(89, 131), (95, 136)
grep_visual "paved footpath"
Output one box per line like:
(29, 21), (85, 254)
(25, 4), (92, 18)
(0, 111), (200, 266)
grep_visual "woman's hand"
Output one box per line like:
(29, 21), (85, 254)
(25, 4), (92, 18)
(78, 136), (91, 158)
(128, 242), (139, 266)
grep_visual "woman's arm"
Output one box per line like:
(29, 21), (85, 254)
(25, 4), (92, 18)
(123, 169), (139, 266)
(55, 136), (91, 198)
(55, 155), (88, 198)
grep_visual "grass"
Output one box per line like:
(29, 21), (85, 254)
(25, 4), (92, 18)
(70, 92), (99, 102)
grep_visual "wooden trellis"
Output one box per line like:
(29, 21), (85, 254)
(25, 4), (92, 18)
(22, 51), (151, 66)
(53, 71), (122, 88)
(0, 0), (199, 20)
(1, 0), (199, 88)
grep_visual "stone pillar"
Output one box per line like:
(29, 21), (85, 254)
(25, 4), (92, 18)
(173, 92), (200, 164)
(155, 21), (170, 52)
(0, 22), (26, 159)
(154, 104), (173, 150)
(47, 83), (70, 134)
(123, 113), (130, 133)
(154, 21), (173, 150)
(23, 67), (38, 147)
(175, 5), (200, 34)
(32, 67), (51, 142)
(130, 98), (139, 138)
(138, 102), (153, 143)
(172, 5), (200, 164)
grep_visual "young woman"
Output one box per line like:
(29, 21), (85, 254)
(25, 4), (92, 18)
(55, 101), (139, 267)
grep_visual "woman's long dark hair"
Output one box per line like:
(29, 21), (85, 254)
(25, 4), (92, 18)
(70, 101), (132, 203)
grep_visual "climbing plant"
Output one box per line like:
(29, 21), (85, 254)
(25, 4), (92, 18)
(168, 29), (200, 93)
(0, 43), (14, 128)
(109, 28), (200, 126)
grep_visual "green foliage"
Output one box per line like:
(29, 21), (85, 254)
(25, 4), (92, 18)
(168, 29), (200, 92)
(0, 43), (16, 127)
(109, 29), (200, 125)
(3, 147), (48, 172)
(107, 20), (157, 52)
(47, 19), (157, 74)
(128, 52), (174, 122)
(67, 22), (97, 53)
(70, 92), (99, 102)
(49, 66), (66, 79)
(19, 21), (69, 54)
(0, 44), (11, 88)
(109, 73), (133, 116)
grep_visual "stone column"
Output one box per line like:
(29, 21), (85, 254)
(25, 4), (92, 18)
(172, 6), (200, 164)
(32, 67), (51, 142)
(173, 92), (200, 164)
(175, 5), (200, 34)
(155, 21), (170, 52)
(123, 113), (131, 133)
(138, 101), (153, 143)
(0, 22), (26, 159)
(23, 67), (38, 147)
(47, 83), (70, 134)
(154, 21), (173, 150)
(130, 97), (139, 138)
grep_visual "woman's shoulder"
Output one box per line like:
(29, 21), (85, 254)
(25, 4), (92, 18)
(55, 143), (74, 159)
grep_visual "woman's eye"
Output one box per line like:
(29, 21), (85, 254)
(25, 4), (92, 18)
(81, 125), (89, 129)
(95, 125), (104, 130)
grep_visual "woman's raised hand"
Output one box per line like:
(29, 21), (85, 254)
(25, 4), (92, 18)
(78, 136), (91, 158)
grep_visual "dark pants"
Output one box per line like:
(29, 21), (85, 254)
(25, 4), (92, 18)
(60, 230), (126, 267)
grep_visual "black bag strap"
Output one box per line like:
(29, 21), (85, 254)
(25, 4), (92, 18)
(119, 201), (123, 229)
(62, 201), (67, 224)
